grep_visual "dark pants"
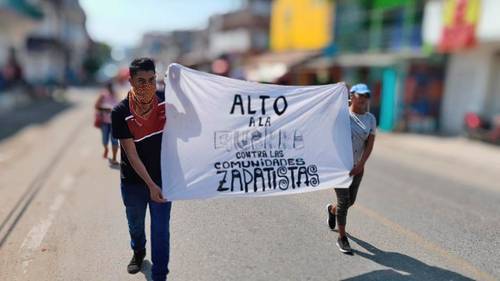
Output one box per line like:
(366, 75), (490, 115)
(121, 182), (172, 281)
(334, 172), (364, 226)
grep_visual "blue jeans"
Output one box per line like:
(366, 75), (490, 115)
(121, 182), (172, 281)
(101, 123), (118, 146)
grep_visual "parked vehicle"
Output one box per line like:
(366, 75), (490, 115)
(464, 112), (500, 144)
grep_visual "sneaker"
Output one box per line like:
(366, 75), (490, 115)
(127, 249), (146, 274)
(336, 236), (352, 254)
(108, 158), (120, 167)
(326, 204), (336, 230)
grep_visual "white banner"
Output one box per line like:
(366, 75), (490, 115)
(161, 64), (353, 201)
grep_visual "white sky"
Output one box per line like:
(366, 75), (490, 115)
(80, 0), (244, 49)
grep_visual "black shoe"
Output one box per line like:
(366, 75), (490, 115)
(127, 249), (146, 274)
(336, 236), (352, 254)
(326, 204), (336, 230)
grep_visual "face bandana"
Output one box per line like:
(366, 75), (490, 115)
(130, 84), (157, 118)
(132, 84), (156, 104)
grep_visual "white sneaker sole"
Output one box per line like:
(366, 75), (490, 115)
(336, 241), (352, 253)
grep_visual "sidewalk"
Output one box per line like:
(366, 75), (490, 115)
(0, 85), (67, 114)
(0, 98), (72, 142)
(375, 133), (500, 192)
(0, 86), (76, 142)
(0, 90), (32, 112)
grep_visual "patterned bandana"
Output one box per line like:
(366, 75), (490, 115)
(130, 85), (157, 119)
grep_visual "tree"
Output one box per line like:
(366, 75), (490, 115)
(83, 41), (112, 82)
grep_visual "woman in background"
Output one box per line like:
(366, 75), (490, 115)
(95, 82), (119, 165)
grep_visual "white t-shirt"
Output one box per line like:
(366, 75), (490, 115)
(350, 111), (376, 164)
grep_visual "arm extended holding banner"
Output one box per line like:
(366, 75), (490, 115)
(120, 138), (167, 203)
(350, 134), (375, 176)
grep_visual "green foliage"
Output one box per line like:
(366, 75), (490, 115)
(83, 42), (111, 80)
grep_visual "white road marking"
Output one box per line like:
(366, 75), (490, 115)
(0, 152), (10, 163)
(79, 146), (91, 158)
(59, 174), (75, 191)
(19, 175), (75, 273)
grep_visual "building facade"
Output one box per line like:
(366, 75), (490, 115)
(424, 0), (500, 135)
(328, 0), (446, 133)
(22, 0), (92, 86)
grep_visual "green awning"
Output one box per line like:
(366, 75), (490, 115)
(374, 0), (412, 9)
(0, 0), (44, 20)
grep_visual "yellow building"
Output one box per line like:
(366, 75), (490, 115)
(270, 0), (333, 51)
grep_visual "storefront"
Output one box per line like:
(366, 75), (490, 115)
(424, 0), (500, 134)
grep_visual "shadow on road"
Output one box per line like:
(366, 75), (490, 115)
(341, 235), (474, 281)
(0, 99), (73, 142)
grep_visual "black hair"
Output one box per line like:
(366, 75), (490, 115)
(129, 57), (156, 78)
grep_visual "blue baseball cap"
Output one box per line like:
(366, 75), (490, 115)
(350, 83), (371, 98)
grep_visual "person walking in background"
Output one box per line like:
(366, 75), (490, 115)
(95, 82), (119, 165)
(111, 58), (170, 281)
(327, 83), (376, 254)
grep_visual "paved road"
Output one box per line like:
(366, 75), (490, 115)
(0, 89), (499, 281)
